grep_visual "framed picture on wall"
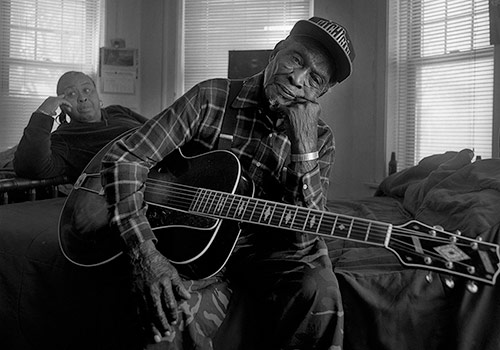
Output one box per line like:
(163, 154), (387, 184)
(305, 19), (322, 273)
(99, 48), (138, 94)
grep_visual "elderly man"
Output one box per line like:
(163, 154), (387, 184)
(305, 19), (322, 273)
(13, 71), (147, 182)
(101, 17), (355, 349)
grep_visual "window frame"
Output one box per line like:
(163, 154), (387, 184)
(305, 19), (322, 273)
(0, 0), (102, 151)
(387, 0), (496, 169)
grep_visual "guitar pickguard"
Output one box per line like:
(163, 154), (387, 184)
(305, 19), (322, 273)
(147, 206), (217, 230)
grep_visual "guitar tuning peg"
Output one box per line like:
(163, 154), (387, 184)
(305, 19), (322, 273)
(445, 277), (455, 289)
(425, 272), (433, 283)
(466, 281), (479, 294)
(429, 225), (444, 237)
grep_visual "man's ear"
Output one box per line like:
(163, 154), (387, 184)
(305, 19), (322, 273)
(318, 82), (338, 97)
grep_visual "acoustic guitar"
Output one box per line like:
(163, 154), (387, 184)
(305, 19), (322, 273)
(58, 135), (500, 290)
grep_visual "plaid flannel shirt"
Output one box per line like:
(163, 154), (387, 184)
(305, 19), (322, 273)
(101, 73), (335, 250)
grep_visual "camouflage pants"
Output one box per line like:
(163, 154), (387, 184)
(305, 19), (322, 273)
(145, 277), (231, 350)
(148, 239), (344, 350)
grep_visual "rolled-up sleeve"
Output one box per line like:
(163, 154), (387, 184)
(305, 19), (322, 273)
(101, 80), (229, 248)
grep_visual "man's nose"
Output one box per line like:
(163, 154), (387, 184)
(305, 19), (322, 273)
(78, 94), (88, 102)
(288, 68), (308, 89)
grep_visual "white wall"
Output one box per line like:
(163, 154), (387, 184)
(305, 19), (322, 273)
(314, 1), (388, 199)
(100, 0), (141, 111)
(103, 0), (182, 118)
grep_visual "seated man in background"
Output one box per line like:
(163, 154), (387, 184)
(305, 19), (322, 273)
(13, 71), (147, 182)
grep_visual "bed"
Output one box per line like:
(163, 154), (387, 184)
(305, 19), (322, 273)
(1, 148), (499, 350)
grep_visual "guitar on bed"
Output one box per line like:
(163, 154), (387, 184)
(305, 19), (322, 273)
(58, 135), (500, 290)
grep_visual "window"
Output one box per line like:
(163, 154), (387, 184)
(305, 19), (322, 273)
(387, 0), (494, 169)
(183, 0), (312, 92)
(0, 0), (102, 151)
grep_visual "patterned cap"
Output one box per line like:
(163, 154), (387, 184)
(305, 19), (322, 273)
(289, 17), (355, 83)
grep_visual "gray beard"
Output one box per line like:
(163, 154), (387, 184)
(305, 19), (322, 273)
(268, 97), (281, 111)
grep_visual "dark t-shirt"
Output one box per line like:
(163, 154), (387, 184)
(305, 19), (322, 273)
(13, 105), (147, 181)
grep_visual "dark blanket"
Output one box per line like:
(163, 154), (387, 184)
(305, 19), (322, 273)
(1, 150), (499, 350)
(0, 198), (146, 350)
(0, 198), (230, 350)
(329, 150), (500, 350)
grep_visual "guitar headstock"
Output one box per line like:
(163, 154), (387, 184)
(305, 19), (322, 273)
(386, 220), (500, 287)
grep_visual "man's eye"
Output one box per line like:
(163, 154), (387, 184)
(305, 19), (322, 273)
(291, 55), (301, 65)
(312, 75), (323, 86)
(66, 92), (76, 98)
(83, 88), (91, 94)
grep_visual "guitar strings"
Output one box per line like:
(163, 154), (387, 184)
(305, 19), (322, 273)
(145, 178), (460, 242)
(144, 177), (481, 273)
(145, 177), (470, 246)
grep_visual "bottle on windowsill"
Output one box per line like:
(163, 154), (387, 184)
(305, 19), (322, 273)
(388, 152), (397, 175)
(475, 155), (482, 161)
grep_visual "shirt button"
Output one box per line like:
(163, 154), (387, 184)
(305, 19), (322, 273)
(302, 184), (308, 190)
(256, 162), (261, 167)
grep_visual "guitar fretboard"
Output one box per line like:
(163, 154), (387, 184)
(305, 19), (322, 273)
(190, 188), (391, 246)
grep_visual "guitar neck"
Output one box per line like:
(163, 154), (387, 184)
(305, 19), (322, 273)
(190, 187), (392, 247)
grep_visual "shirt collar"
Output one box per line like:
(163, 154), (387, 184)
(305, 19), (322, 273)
(231, 72), (266, 109)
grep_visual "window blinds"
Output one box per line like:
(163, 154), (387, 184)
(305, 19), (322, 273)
(183, 0), (312, 92)
(0, 0), (102, 152)
(388, 0), (494, 169)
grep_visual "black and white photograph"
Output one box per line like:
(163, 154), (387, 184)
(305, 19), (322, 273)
(0, 1), (499, 349)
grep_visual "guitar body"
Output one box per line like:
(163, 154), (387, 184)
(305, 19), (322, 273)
(146, 150), (253, 278)
(59, 131), (254, 279)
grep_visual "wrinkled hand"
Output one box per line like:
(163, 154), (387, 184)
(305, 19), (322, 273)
(278, 98), (321, 154)
(36, 95), (72, 116)
(127, 240), (191, 343)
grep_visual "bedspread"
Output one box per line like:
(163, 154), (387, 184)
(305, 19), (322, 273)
(330, 150), (500, 350)
(1, 150), (499, 350)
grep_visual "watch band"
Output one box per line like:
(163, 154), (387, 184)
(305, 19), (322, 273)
(290, 151), (319, 162)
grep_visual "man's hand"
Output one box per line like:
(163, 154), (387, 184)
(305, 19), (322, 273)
(127, 240), (191, 343)
(36, 94), (72, 116)
(279, 98), (321, 155)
